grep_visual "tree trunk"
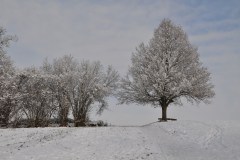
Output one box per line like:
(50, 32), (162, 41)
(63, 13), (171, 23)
(61, 117), (68, 127)
(34, 118), (40, 127)
(59, 97), (69, 127)
(74, 115), (86, 127)
(161, 106), (167, 121)
(0, 108), (11, 127)
(59, 108), (69, 127)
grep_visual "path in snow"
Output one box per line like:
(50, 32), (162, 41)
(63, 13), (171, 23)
(0, 120), (240, 160)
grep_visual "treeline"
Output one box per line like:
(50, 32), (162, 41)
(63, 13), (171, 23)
(0, 27), (119, 127)
(1, 19), (215, 127)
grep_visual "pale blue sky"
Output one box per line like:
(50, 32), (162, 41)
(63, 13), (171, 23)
(0, 0), (240, 125)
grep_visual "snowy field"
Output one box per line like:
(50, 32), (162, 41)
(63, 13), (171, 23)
(1, 120), (240, 160)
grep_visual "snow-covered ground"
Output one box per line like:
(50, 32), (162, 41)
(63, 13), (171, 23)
(0, 120), (240, 160)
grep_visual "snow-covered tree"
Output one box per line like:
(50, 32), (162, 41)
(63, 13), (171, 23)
(118, 19), (215, 121)
(18, 67), (56, 127)
(43, 55), (119, 127)
(0, 27), (18, 127)
(67, 60), (119, 126)
(41, 56), (77, 126)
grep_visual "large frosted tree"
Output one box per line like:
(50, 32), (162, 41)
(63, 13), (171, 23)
(118, 19), (215, 121)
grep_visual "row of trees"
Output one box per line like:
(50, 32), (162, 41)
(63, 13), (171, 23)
(0, 19), (215, 127)
(0, 27), (119, 127)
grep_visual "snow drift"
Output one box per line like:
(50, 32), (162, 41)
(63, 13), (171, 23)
(0, 120), (240, 160)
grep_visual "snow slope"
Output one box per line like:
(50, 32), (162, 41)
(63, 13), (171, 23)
(0, 121), (240, 160)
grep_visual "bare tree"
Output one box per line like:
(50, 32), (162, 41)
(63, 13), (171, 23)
(118, 19), (215, 121)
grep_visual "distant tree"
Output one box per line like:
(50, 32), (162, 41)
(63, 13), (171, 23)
(0, 27), (18, 127)
(118, 19), (215, 121)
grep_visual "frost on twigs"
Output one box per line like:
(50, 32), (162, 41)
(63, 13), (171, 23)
(118, 19), (215, 121)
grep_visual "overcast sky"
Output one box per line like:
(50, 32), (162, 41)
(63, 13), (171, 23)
(1, 0), (240, 125)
